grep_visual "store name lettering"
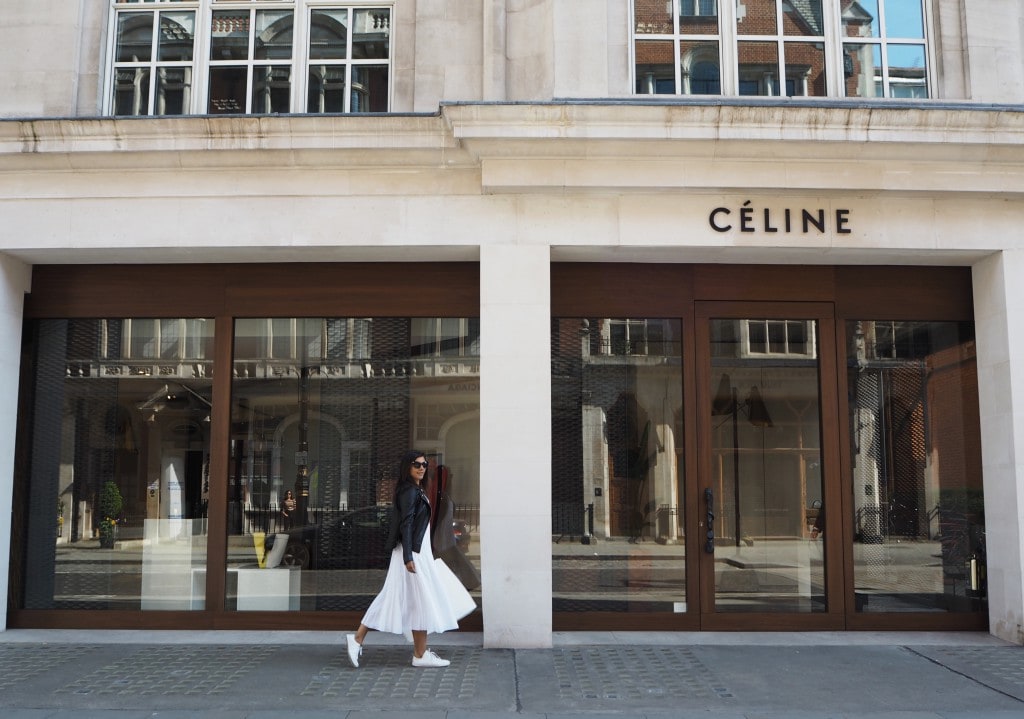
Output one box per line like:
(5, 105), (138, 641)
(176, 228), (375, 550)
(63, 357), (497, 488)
(709, 202), (852, 234)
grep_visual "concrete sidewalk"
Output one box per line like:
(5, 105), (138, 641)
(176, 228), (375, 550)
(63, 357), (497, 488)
(0, 630), (1022, 718)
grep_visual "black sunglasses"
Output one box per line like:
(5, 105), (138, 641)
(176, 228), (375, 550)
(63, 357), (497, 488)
(410, 461), (429, 469)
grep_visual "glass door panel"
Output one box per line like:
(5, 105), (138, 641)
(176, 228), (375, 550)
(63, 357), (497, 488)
(551, 318), (686, 617)
(706, 317), (826, 613)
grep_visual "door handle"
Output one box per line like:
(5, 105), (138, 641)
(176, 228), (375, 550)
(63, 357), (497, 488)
(704, 487), (715, 554)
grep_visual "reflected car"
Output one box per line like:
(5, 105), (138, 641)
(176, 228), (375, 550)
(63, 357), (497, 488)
(276, 505), (471, 570)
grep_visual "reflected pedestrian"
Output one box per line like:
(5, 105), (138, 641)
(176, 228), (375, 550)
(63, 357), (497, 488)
(347, 450), (476, 668)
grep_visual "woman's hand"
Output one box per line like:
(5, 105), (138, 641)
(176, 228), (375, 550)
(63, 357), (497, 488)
(405, 560), (416, 573)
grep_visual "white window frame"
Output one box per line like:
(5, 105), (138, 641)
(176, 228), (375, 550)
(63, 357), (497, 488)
(105, 0), (393, 115)
(630, 0), (933, 98)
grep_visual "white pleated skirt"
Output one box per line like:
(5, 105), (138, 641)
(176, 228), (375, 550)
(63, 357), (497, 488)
(360, 536), (477, 636)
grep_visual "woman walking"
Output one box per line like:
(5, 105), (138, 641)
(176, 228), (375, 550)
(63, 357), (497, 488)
(347, 450), (476, 668)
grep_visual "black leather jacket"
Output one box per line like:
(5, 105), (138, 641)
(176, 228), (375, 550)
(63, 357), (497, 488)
(386, 480), (431, 564)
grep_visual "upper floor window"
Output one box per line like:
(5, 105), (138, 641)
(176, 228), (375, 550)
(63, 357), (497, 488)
(633, 0), (931, 99)
(108, 1), (391, 116)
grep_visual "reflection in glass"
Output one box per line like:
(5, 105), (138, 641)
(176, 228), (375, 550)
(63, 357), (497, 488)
(252, 65), (292, 114)
(117, 13), (153, 62)
(782, 0), (822, 37)
(310, 9), (348, 60)
(886, 44), (928, 98)
(710, 318), (825, 613)
(884, 0), (924, 38)
(227, 317), (480, 612)
(353, 9), (390, 59)
(633, 0), (673, 34)
(350, 65), (389, 112)
(114, 67), (152, 116)
(848, 321), (985, 613)
(843, 43), (882, 97)
(551, 319), (685, 613)
(254, 10), (293, 61)
(784, 42), (826, 96)
(737, 42), (780, 95)
(682, 41), (721, 94)
(635, 40), (676, 94)
(158, 12), (195, 61)
(210, 11), (250, 60)
(842, 0), (879, 38)
(679, 0), (718, 35)
(20, 319), (214, 611)
(736, 0), (777, 35)
(308, 66), (346, 112)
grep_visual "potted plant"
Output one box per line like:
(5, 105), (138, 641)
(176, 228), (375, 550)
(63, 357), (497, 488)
(97, 481), (123, 548)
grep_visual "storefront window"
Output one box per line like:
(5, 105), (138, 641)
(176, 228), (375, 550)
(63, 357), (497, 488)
(226, 317), (480, 612)
(551, 318), (685, 613)
(20, 318), (214, 610)
(848, 321), (985, 612)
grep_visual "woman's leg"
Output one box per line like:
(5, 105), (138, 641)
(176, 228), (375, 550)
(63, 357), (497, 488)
(412, 630), (427, 658)
(355, 624), (369, 644)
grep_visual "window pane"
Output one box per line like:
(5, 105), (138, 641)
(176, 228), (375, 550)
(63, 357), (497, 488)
(635, 0), (673, 34)
(211, 11), (250, 61)
(20, 319), (213, 611)
(843, 0), (879, 38)
(736, 0), (777, 36)
(155, 66), (191, 115)
(208, 66), (247, 113)
(551, 318), (685, 613)
(308, 65), (346, 112)
(310, 9), (349, 60)
(680, 0), (719, 35)
(227, 317), (481, 614)
(737, 41), (780, 95)
(114, 67), (152, 116)
(784, 41), (826, 96)
(252, 64), (292, 113)
(117, 13), (154, 63)
(254, 10), (293, 61)
(682, 41), (721, 94)
(887, 44), (928, 98)
(783, 0), (822, 37)
(353, 9), (390, 59)
(884, 0), (924, 39)
(848, 321), (985, 613)
(158, 11), (195, 61)
(635, 40), (676, 94)
(350, 65), (388, 112)
(843, 43), (882, 97)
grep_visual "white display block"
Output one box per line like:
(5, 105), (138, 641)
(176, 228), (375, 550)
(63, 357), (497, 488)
(236, 567), (301, 611)
(141, 518), (205, 610)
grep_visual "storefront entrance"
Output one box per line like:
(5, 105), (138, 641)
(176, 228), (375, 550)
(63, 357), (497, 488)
(551, 265), (987, 632)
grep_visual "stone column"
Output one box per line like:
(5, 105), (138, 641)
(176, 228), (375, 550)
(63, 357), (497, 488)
(479, 244), (552, 648)
(0, 254), (31, 630)
(973, 251), (1024, 644)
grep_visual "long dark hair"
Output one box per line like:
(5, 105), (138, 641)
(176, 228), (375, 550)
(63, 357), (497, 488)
(394, 449), (428, 502)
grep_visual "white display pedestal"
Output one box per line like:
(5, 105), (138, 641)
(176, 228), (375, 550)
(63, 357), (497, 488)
(141, 518), (205, 610)
(236, 567), (301, 611)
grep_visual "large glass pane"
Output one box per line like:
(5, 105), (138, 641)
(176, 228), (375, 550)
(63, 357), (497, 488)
(20, 318), (214, 611)
(634, 0), (673, 34)
(310, 9), (349, 60)
(227, 317), (481, 613)
(113, 66), (152, 116)
(252, 65), (292, 113)
(710, 318), (825, 613)
(308, 66), (346, 113)
(551, 318), (685, 613)
(682, 41), (721, 94)
(848, 321), (985, 613)
(116, 13), (154, 63)
(155, 66), (192, 115)
(736, 0), (777, 36)
(353, 9), (389, 59)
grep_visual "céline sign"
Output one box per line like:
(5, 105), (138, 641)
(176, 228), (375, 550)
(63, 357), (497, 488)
(709, 201), (852, 234)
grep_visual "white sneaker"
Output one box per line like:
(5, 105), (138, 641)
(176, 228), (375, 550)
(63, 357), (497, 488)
(411, 649), (450, 668)
(346, 634), (362, 668)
